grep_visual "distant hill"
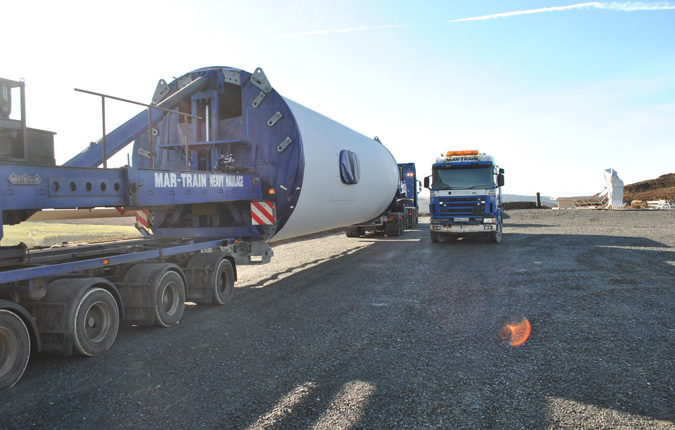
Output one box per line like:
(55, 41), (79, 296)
(624, 173), (675, 202)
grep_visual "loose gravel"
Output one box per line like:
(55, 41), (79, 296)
(0, 209), (673, 429)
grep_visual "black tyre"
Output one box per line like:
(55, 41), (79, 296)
(73, 288), (119, 357)
(211, 259), (235, 305)
(345, 228), (359, 238)
(386, 219), (402, 237)
(490, 221), (503, 243)
(0, 310), (30, 391)
(430, 230), (440, 243)
(154, 271), (186, 327)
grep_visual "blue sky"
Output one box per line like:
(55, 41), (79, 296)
(4, 1), (674, 197)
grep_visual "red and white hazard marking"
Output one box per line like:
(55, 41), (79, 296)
(251, 202), (275, 225)
(136, 210), (150, 228)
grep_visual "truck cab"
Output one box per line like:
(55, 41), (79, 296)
(344, 162), (419, 238)
(398, 163), (419, 229)
(423, 150), (504, 243)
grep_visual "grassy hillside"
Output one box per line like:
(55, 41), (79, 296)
(1, 222), (141, 247)
(624, 173), (675, 202)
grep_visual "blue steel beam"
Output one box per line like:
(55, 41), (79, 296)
(0, 165), (261, 213)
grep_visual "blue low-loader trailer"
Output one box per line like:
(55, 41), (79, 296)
(423, 150), (505, 243)
(344, 161), (419, 237)
(0, 67), (400, 390)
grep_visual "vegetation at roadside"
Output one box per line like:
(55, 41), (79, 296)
(1, 222), (141, 247)
(624, 173), (675, 202)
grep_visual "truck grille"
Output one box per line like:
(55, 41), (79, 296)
(437, 196), (485, 218)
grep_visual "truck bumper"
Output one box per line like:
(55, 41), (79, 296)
(430, 224), (495, 234)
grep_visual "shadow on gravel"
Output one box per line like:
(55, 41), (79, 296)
(219, 227), (673, 427)
(252, 229), (672, 427)
(1, 222), (673, 429)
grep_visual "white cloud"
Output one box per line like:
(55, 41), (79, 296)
(448, 2), (675, 22)
(275, 24), (408, 40)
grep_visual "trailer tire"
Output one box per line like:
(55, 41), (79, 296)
(0, 310), (30, 391)
(345, 228), (360, 238)
(187, 254), (235, 305)
(386, 219), (403, 237)
(210, 259), (235, 305)
(73, 288), (119, 357)
(154, 271), (186, 327)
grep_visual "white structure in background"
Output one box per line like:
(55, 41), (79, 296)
(552, 168), (625, 209)
(599, 168), (624, 209)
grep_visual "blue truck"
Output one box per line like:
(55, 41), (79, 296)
(423, 150), (505, 243)
(345, 161), (419, 237)
(0, 68), (400, 390)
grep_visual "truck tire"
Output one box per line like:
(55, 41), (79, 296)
(154, 270), (186, 327)
(73, 288), (119, 357)
(430, 230), (440, 243)
(210, 259), (235, 305)
(490, 220), (503, 243)
(0, 310), (30, 391)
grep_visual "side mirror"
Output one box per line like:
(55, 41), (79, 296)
(423, 176), (430, 189)
(499, 168), (505, 174)
(497, 174), (505, 187)
(417, 180), (422, 193)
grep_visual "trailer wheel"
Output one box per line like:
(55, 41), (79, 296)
(345, 228), (360, 238)
(187, 253), (235, 305)
(73, 288), (119, 357)
(154, 271), (186, 327)
(0, 310), (30, 391)
(211, 259), (235, 305)
(386, 219), (403, 237)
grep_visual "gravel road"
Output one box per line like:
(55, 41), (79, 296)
(0, 209), (673, 429)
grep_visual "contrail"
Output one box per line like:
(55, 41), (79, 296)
(448, 2), (675, 22)
(276, 24), (407, 40)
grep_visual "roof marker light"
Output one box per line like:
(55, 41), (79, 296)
(446, 150), (479, 157)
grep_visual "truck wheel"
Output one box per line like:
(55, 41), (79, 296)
(490, 223), (503, 243)
(154, 270), (186, 327)
(0, 310), (30, 391)
(73, 288), (119, 357)
(211, 259), (235, 305)
(430, 230), (440, 243)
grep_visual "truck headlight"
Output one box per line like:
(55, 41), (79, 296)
(483, 217), (496, 224)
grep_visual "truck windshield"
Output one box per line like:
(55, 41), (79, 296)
(432, 166), (494, 190)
